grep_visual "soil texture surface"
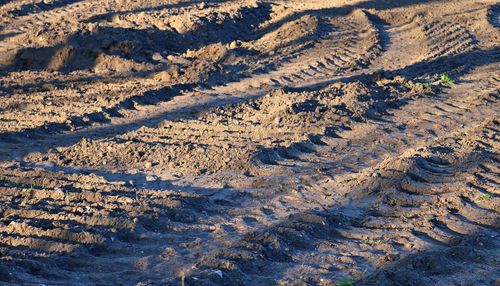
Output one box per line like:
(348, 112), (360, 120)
(0, 0), (499, 285)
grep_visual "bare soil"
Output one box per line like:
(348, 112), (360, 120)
(0, 0), (499, 285)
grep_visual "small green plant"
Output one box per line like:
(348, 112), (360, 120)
(414, 82), (434, 94)
(478, 193), (493, 201)
(441, 74), (455, 85)
(337, 280), (354, 286)
(415, 82), (431, 89)
(361, 238), (383, 245)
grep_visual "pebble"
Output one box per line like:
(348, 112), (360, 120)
(152, 52), (164, 61)
(146, 175), (158, 182)
(185, 49), (196, 58)
(214, 270), (223, 278)
(155, 71), (171, 81)
(228, 40), (242, 49)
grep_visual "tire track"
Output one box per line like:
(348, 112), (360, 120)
(0, 164), (225, 284)
(422, 20), (477, 59)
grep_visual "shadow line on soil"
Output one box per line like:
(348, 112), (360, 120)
(2, 0), (84, 17)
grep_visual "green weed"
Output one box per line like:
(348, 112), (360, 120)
(337, 280), (354, 286)
(361, 238), (383, 245)
(414, 82), (434, 94)
(440, 74), (455, 85)
(415, 82), (431, 89)
(478, 193), (493, 201)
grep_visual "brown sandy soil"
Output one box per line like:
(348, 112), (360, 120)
(0, 0), (499, 285)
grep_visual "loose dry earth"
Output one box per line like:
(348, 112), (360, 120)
(0, 0), (499, 285)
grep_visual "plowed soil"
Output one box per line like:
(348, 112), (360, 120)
(0, 0), (499, 285)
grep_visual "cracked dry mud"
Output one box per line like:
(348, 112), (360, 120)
(0, 0), (499, 285)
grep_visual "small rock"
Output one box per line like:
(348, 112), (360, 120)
(87, 23), (99, 33)
(274, 116), (282, 125)
(154, 71), (171, 82)
(228, 40), (242, 50)
(185, 49), (196, 58)
(144, 162), (152, 169)
(214, 270), (223, 278)
(152, 52), (164, 61)
(146, 175), (158, 182)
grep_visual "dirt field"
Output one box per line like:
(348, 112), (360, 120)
(0, 0), (499, 285)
